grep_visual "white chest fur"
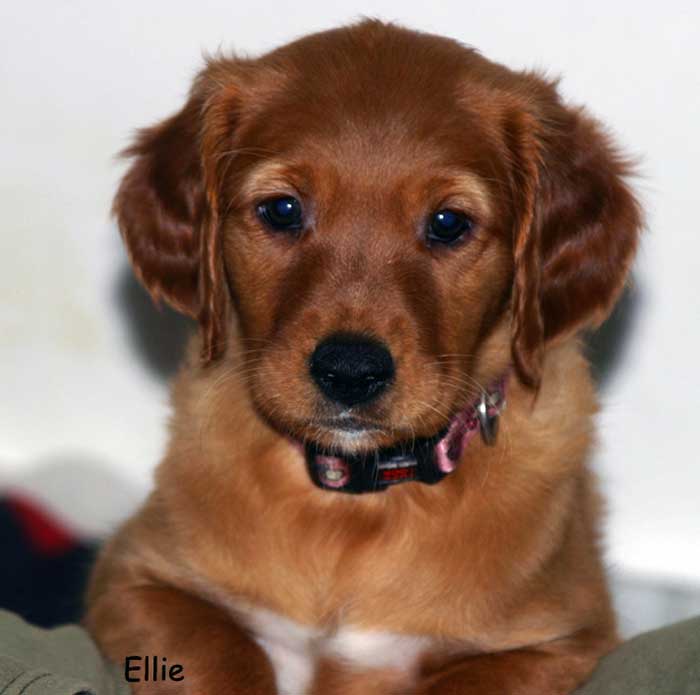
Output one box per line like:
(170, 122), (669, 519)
(231, 600), (433, 695)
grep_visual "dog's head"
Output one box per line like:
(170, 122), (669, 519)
(115, 21), (640, 462)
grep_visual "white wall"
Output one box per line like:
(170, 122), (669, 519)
(1, 1), (699, 586)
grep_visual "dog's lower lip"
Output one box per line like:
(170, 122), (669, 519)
(318, 418), (382, 433)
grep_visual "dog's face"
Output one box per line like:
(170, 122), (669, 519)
(116, 22), (640, 459)
(222, 56), (514, 454)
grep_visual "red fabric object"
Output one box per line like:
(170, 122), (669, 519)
(5, 494), (76, 556)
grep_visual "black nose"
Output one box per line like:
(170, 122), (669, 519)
(309, 334), (395, 407)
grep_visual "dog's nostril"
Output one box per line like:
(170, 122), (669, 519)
(309, 334), (395, 407)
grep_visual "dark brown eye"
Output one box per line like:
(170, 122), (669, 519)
(257, 196), (303, 232)
(426, 209), (474, 245)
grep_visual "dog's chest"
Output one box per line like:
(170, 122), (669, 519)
(230, 599), (433, 695)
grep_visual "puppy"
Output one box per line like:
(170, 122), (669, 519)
(86, 20), (641, 695)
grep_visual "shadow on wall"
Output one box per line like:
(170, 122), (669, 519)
(114, 268), (194, 381)
(114, 262), (645, 390)
(585, 281), (644, 391)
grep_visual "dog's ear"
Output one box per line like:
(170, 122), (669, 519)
(114, 64), (239, 362)
(507, 91), (642, 387)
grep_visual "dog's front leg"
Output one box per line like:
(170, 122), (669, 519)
(86, 583), (277, 695)
(415, 642), (612, 695)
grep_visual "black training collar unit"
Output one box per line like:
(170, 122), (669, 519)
(305, 435), (447, 494)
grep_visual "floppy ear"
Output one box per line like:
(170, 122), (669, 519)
(508, 94), (642, 387)
(114, 66), (238, 362)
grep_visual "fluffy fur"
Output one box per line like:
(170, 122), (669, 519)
(86, 20), (642, 694)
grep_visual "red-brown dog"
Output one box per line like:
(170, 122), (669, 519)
(86, 20), (641, 695)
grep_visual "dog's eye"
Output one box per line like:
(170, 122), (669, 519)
(257, 196), (303, 232)
(426, 209), (474, 245)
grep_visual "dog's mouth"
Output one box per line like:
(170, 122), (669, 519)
(302, 398), (495, 494)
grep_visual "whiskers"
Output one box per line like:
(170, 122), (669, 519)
(186, 340), (508, 479)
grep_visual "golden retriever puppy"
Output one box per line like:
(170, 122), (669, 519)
(86, 20), (641, 695)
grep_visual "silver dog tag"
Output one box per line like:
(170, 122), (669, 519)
(476, 389), (504, 446)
